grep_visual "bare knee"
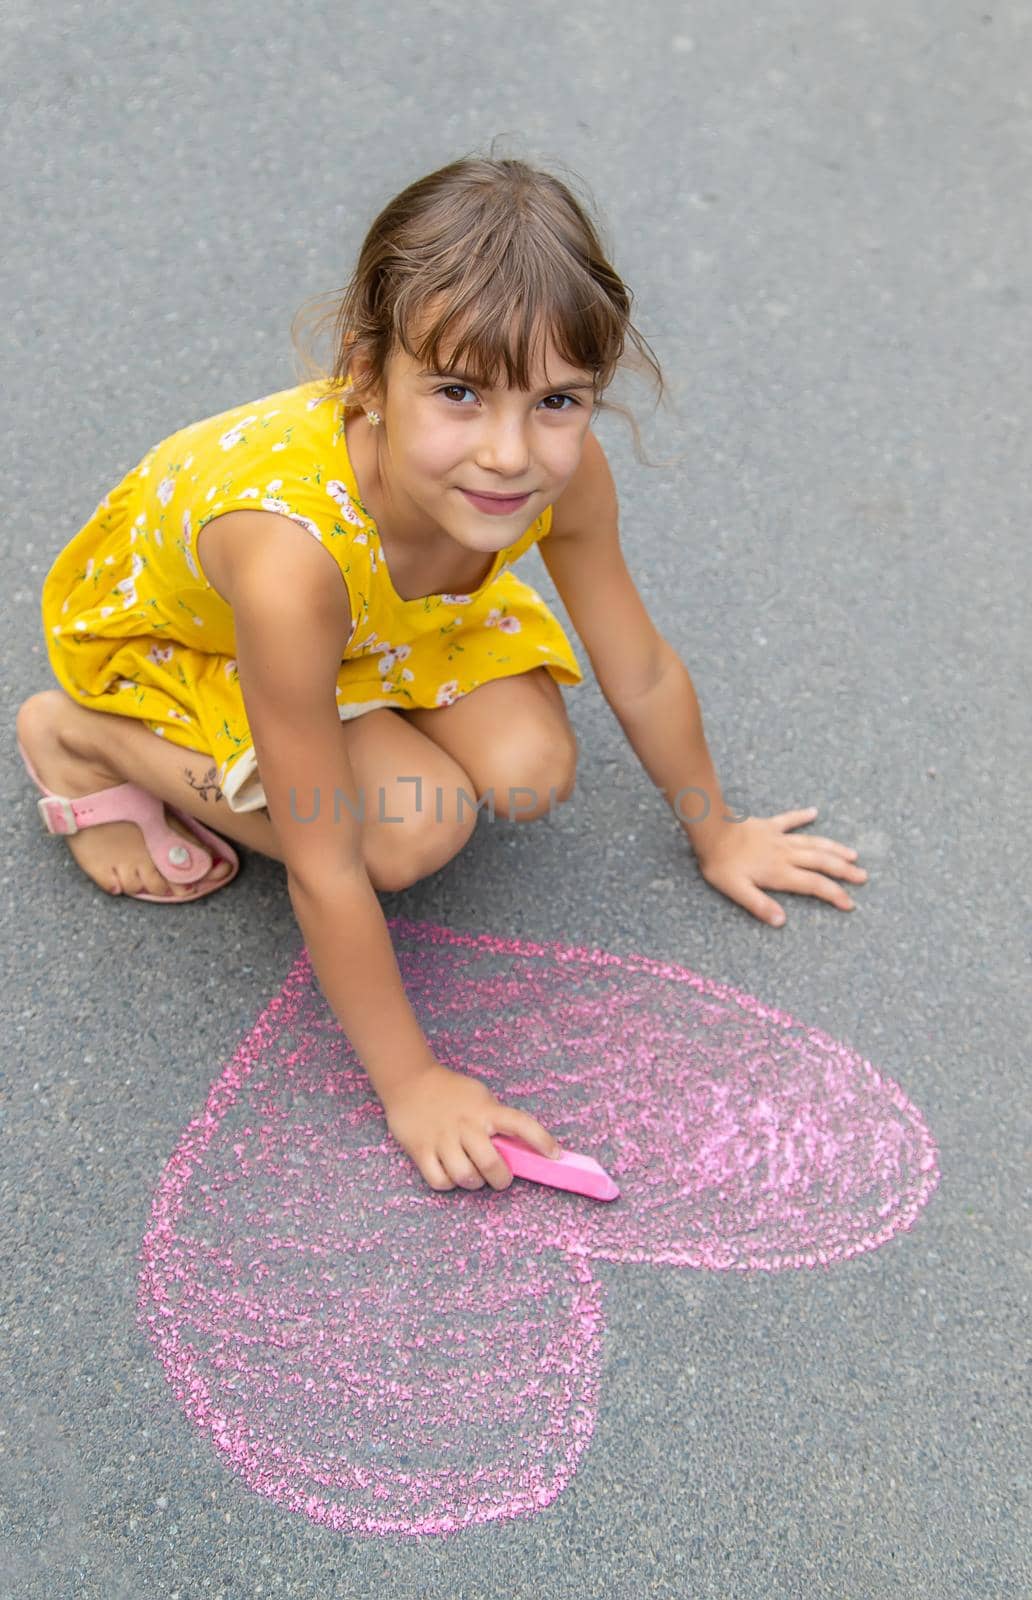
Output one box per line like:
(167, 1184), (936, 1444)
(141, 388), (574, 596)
(16, 688), (78, 749)
(477, 736), (578, 821)
(361, 789), (479, 891)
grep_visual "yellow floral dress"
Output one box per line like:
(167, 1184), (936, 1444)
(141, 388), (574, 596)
(40, 380), (584, 814)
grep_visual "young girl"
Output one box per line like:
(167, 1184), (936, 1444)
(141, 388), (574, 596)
(16, 155), (868, 1195)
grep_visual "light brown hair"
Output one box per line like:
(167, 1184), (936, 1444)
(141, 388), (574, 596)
(291, 153), (664, 461)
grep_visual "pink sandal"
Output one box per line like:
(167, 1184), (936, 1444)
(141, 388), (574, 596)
(17, 736), (241, 903)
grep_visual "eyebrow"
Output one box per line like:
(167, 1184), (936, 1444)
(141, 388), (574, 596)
(420, 367), (596, 394)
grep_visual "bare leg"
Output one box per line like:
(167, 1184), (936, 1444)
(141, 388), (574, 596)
(15, 689), (481, 898)
(16, 690), (280, 897)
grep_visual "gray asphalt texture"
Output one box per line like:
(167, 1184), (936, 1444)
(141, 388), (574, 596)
(2, 2), (1030, 1596)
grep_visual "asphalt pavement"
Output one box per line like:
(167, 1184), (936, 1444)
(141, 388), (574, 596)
(2, 2), (1029, 1595)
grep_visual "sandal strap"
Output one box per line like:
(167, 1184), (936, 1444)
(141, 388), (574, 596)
(37, 785), (142, 835)
(36, 785), (214, 884)
(19, 735), (229, 891)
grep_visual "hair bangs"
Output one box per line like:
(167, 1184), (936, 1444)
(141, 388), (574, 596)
(396, 254), (627, 399)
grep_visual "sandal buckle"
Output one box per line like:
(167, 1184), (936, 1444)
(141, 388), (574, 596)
(38, 796), (79, 835)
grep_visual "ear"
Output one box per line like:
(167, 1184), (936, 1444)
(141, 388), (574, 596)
(342, 338), (385, 414)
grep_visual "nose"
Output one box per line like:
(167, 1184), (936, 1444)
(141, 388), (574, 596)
(474, 414), (531, 479)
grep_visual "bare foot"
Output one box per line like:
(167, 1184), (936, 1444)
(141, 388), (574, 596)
(16, 693), (233, 899)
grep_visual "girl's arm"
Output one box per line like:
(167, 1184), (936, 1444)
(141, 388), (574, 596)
(541, 432), (868, 927)
(228, 521), (560, 1188)
(230, 532), (440, 1104)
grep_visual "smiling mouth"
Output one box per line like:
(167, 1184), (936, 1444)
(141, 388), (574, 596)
(461, 488), (533, 501)
(459, 489), (534, 518)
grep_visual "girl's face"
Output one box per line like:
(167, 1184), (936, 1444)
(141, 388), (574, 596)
(357, 317), (598, 557)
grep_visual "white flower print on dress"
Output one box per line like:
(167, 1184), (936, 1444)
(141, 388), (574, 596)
(439, 593), (475, 605)
(288, 514), (323, 543)
(266, 479), (283, 493)
(352, 631), (387, 657)
(237, 487), (260, 499)
(182, 510), (200, 581)
(376, 643), (413, 678)
(166, 708), (193, 725)
(131, 510), (157, 548)
(114, 550), (146, 608)
(219, 417), (259, 450)
(435, 680), (461, 707)
(326, 480), (365, 526)
(484, 607), (522, 634)
(261, 497), (291, 514)
(148, 645), (174, 665)
(157, 476), (176, 507)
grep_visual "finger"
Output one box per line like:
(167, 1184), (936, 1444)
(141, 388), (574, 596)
(707, 876), (790, 928)
(723, 880), (788, 928)
(420, 1151), (456, 1193)
(771, 807), (821, 829)
(467, 1131), (516, 1192)
(493, 1106), (562, 1161)
(441, 1138), (487, 1191)
(798, 834), (861, 860)
(784, 866), (855, 911)
(790, 845), (869, 883)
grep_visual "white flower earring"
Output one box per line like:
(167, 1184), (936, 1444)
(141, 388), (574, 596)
(366, 410), (382, 426)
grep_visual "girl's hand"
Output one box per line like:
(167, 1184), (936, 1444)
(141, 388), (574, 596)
(382, 1060), (562, 1193)
(696, 807), (868, 927)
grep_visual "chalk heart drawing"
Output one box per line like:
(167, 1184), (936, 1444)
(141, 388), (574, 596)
(137, 917), (939, 1537)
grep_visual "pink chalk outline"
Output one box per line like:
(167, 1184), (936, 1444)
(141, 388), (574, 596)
(137, 916), (940, 1537)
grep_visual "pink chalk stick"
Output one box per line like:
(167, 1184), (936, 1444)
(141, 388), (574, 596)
(491, 1135), (620, 1201)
